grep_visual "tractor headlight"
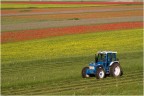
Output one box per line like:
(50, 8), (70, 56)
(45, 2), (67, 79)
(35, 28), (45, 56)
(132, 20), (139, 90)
(89, 66), (94, 69)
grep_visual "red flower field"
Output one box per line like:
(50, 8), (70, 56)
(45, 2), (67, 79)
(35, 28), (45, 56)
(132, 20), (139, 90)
(1, 22), (143, 43)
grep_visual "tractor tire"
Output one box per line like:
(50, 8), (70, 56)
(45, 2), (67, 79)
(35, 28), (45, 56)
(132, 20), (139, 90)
(120, 69), (123, 76)
(95, 67), (105, 79)
(81, 67), (89, 78)
(110, 63), (122, 77)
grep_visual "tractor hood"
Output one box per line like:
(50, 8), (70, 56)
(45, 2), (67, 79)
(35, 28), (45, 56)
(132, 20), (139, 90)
(89, 62), (95, 70)
(89, 61), (103, 66)
(89, 62), (95, 66)
(96, 61), (104, 65)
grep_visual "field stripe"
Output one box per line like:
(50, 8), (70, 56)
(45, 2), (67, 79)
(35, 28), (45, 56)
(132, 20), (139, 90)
(29, 77), (143, 95)
(1, 16), (143, 32)
(2, 71), (142, 95)
(4, 75), (142, 95)
(2, 8), (142, 16)
(2, 59), (143, 73)
(52, 80), (143, 95)
(2, 71), (142, 88)
(2, 74), (142, 94)
(48, 79), (143, 95)
(1, 22), (143, 43)
(3, 80), (142, 95)
(2, 60), (83, 73)
(2, 1), (143, 5)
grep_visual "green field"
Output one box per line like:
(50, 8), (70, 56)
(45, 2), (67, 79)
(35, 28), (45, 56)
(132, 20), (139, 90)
(1, 29), (143, 95)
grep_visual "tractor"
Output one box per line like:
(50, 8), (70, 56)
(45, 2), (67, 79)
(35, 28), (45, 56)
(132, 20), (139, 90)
(82, 51), (123, 79)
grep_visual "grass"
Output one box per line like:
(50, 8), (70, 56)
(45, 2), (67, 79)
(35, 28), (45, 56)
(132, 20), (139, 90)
(1, 29), (143, 95)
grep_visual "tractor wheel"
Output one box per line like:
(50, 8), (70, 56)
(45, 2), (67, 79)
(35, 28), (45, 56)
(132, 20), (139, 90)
(95, 67), (105, 79)
(120, 69), (123, 76)
(81, 67), (89, 78)
(110, 63), (122, 77)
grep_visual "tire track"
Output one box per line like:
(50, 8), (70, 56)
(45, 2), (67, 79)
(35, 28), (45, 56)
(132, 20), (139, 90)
(2, 71), (142, 93)
(2, 78), (141, 95)
(2, 71), (142, 95)
(2, 70), (143, 92)
(31, 77), (143, 95)
(52, 80), (143, 95)
(11, 77), (143, 95)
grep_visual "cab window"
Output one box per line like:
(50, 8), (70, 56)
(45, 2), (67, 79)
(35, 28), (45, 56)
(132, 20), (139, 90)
(98, 54), (106, 62)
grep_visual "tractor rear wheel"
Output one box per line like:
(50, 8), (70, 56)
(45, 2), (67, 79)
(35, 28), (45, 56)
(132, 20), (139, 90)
(95, 67), (105, 79)
(110, 63), (122, 77)
(81, 67), (89, 78)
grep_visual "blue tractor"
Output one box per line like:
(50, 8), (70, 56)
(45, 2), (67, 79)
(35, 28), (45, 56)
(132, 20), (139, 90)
(82, 51), (123, 79)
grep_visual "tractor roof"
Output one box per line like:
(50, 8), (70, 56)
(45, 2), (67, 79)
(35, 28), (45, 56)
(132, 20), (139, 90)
(97, 51), (117, 54)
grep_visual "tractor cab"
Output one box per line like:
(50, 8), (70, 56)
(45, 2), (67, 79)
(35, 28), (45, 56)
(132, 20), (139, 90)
(95, 51), (117, 67)
(82, 51), (123, 79)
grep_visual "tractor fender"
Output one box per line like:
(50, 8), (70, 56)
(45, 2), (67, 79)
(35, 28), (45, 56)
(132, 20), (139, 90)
(109, 61), (119, 66)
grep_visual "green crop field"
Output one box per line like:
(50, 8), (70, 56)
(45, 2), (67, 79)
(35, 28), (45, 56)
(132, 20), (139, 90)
(1, 29), (143, 95)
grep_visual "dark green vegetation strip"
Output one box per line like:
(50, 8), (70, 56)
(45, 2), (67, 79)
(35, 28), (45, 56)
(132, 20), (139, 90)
(1, 29), (143, 95)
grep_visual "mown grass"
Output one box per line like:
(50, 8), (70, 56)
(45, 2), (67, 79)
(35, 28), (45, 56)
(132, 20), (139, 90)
(1, 29), (143, 95)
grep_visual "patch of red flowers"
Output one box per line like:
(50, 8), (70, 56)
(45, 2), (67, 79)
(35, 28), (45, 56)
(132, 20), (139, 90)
(1, 22), (143, 43)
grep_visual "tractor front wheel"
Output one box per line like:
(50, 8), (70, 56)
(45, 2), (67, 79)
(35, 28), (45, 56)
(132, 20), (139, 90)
(110, 63), (122, 77)
(81, 67), (89, 78)
(95, 67), (105, 79)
